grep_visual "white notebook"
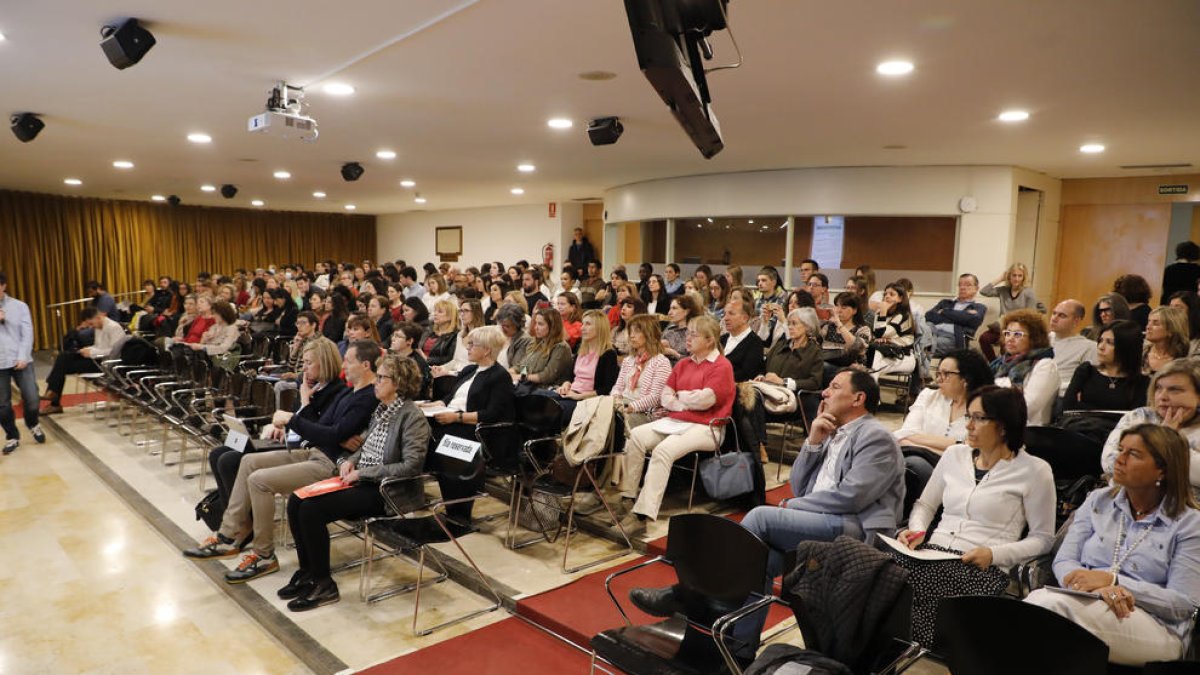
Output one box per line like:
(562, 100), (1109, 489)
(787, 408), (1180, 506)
(877, 534), (962, 561)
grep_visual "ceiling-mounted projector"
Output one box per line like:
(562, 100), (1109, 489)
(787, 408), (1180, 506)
(248, 81), (318, 142)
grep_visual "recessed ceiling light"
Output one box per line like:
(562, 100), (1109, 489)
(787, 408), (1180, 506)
(511, 187), (525, 195)
(344, 204), (356, 211)
(112, 160), (134, 169)
(547, 118), (573, 129)
(187, 133), (212, 144)
(151, 195), (166, 202)
(1080, 143), (1106, 154)
(748, 219), (754, 224)
(876, 60), (914, 76)
(0, 33), (7, 42)
(997, 110), (1030, 122)
(414, 196), (427, 204)
(706, 218), (713, 223)
(251, 199), (264, 207)
(322, 83), (355, 96)
(313, 191), (327, 198)
(273, 170), (291, 179)
(200, 184), (216, 192)
(517, 163), (536, 173)
(63, 178), (82, 186)
(399, 179), (416, 188)
(375, 150), (396, 160)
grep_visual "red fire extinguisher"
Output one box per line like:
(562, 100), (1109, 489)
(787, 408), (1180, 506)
(542, 242), (554, 268)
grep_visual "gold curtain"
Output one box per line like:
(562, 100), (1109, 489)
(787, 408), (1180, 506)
(0, 189), (376, 350)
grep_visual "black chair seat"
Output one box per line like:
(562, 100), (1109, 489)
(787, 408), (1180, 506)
(591, 617), (718, 675)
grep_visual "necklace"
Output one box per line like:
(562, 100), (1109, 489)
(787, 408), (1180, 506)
(1109, 511), (1155, 577)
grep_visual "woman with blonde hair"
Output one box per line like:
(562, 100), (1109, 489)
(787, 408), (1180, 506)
(544, 309), (620, 421)
(433, 298), (483, 378)
(1142, 306), (1190, 375)
(978, 262), (1046, 361)
(420, 298), (459, 367)
(421, 273), (452, 313)
(511, 306), (573, 388)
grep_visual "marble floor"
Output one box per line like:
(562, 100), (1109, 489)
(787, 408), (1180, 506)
(0, 365), (946, 675)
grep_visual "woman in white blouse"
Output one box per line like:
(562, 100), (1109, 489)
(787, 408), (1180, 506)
(891, 385), (1056, 646)
(896, 349), (994, 507)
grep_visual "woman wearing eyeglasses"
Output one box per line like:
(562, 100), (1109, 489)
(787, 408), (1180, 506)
(892, 385), (1056, 646)
(895, 349), (994, 505)
(990, 309), (1059, 425)
(1027, 424), (1200, 666)
(1082, 293), (1131, 340)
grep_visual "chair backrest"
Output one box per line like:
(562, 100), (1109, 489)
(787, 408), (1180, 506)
(1024, 426), (1103, 481)
(934, 596), (1109, 675)
(278, 386), (300, 413)
(665, 513), (769, 607)
(516, 394), (564, 436)
(430, 441), (486, 485)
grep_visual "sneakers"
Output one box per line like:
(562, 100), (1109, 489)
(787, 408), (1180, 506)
(3, 439), (17, 455)
(287, 578), (340, 612)
(182, 534), (239, 559)
(224, 552), (279, 583)
(30, 425), (46, 444)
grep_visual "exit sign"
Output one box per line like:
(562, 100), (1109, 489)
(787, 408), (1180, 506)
(1159, 184), (1188, 195)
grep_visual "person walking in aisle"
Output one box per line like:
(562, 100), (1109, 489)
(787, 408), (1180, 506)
(0, 273), (45, 454)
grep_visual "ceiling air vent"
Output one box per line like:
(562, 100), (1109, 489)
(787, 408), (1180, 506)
(1119, 163), (1192, 170)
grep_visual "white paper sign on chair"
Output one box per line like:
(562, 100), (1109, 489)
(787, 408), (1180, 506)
(434, 435), (481, 462)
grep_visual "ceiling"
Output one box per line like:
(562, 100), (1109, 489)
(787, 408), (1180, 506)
(2, 0), (1199, 215)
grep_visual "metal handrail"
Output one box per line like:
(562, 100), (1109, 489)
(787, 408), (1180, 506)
(41, 291), (147, 352)
(45, 290), (144, 310)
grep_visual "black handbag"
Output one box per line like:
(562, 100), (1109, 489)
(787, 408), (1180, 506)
(194, 489), (225, 531)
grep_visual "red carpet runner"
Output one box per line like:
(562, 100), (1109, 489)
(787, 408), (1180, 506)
(13, 392), (107, 418)
(369, 483), (798, 674)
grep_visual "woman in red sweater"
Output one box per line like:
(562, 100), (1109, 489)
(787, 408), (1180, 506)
(183, 296), (216, 343)
(615, 314), (735, 536)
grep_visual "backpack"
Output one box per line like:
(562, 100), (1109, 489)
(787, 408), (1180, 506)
(120, 335), (157, 366)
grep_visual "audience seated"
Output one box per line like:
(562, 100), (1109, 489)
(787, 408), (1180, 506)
(819, 292), (872, 376)
(1143, 306), (1190, 376)
(1166, 291), (1200, 356)
(389, 321), (431, 399)
(420, 299), (460, 370)
(707, 275), (730, 321)
(422, 273), (452, 313)
(280, 355), (429, 612)
(925, 273), (987, 357)
(661, 294), (703, 364)
(554, 292), (582, 348)
(892, 385), (1055, 646)
(1102, 359), (1200, 495)
(642, 273), (668, 315)
(1027, 424), (1200, 666)
(183, 299), (240, 359)
(866, 282), (917, 379)
(1063, 319), (1147, 413)
(182, 295), (217, 344)
(616, 315), (735, 535)
(978, 263), (1044, 361)
(422, 326), (515, 525)
(510, 307), (573, 388)
(991, 309), (1058, 426)
(1082, 293), (1130, 340)
(804, 273), (834, 320)
(541, 309), (619, 421)
(754, 266), (787, 313)
(896, 349), (995, 499)
(1113, 273), (1153, 331)
(521, 268), (549, 310)
(43, 307), (125, 413)
(494, 304), (530, 369)
(185, 340), (380, 583)
(366, 295), (393, 344)
(1048, 299), (1098, 397)
(611, 315), (672, 432)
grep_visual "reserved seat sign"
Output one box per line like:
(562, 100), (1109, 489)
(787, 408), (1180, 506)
(434, 435), (481, 462)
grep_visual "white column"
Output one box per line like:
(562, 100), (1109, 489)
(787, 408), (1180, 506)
(665, 218), (677, 265)
(783, 215), (795, 289)
(602, 221), (620, 272)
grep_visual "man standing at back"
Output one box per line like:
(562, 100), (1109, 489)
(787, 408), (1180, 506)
(568, 227), (596, 273)
(0, 273), (45, 453)
(1161, 241), (1200, 304)
(1049, 299), (1098, 396)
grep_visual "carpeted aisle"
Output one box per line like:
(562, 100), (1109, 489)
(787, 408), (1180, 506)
(13, 391), (107, 419)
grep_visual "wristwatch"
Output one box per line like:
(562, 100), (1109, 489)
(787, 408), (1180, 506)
(457, 411), (463, 423)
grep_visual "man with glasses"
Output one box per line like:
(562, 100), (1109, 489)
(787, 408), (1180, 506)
(1049, 299), (1097, 396)
(0, 273), (44, 454)
(926, 273), (987, 357)
(806, 273), (834, 320)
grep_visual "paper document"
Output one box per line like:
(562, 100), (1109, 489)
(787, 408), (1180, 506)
(1042, 586), (1101, 600)
(419, 405), (456, 417)
(877, 534), (962, 561)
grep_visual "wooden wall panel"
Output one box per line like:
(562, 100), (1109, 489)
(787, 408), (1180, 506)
(840, 217), (957, 271)
(1062, 174), (1200, 205)
(1056, 204), (1170, 309)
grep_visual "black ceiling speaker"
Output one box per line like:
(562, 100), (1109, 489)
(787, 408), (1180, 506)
(11, 113), (45, 143)
(220, 184), (238, 199)
(100, 18), (157, 70)
(588, 117), (624, 146)
(167, 195), (181, 207)
(341, 162), (364, 182)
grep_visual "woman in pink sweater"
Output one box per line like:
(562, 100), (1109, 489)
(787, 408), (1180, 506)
(615, 314), (735, 536)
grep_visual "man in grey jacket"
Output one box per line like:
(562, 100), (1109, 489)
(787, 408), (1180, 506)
(630, 369), (904, 617)
(0, 273), (45, 453)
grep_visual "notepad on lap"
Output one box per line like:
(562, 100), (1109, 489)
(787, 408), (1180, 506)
(877, 534), (962, 561)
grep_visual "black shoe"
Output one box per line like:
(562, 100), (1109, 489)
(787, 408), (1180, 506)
(287, 579), (339, 612)
(629, 585), (684, 618)
(3, 439), (17, 455)
(277, 571), (314, 600)
(30, 425), (46, 444)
